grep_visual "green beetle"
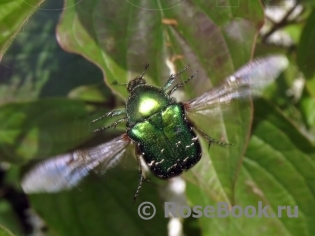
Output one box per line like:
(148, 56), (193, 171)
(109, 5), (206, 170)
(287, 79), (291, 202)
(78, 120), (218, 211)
(121, 65), (203, 180)
(21, 55), (288, 200)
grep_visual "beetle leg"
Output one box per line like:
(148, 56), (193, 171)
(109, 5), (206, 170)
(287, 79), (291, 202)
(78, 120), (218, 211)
(163, 65), (190, 91)
(93, 117), (127, 133)
(133, 154), (146, 202)
(168, 70), (198, 96)
(111, 80), (128, 86)
(163, 73), (177, 91)
(194, 126), (233, 149)
(90, 109), (126, 124)
(106, 109), (127, 117)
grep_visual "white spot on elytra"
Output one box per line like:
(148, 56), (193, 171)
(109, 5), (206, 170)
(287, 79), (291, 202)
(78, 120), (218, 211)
(185, 143), (194, 149)
(155, 159), (165, 165)
(148, 160), (155, 167)
(167, 163), (178, 172)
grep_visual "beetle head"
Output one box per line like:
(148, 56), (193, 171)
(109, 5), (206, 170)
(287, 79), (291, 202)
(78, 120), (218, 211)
(127, 76), (146, 92)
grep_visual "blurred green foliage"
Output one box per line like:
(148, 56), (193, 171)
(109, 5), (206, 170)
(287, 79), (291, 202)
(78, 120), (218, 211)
(0, 0), (314, 236)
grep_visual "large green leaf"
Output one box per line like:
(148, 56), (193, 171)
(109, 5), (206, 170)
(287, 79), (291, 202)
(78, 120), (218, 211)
(10, 1), (267, 235)
(56, 0), (263, 206)
(57, 0), (263, 99)
(0, 99), (92, 163)
(28, 165), (168, 236)
(0, 225), (15, 236)
(186, 99), (315, 236)
(0, 0), (106, 105)
(297, 8), (315, 79)
(0, 0), (312, 236)
(0, 0), (44, 61)
(0, 201), (21, 236)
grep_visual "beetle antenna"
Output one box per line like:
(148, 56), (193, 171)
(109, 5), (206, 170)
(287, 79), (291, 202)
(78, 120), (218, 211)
(140, 63), (149, 78)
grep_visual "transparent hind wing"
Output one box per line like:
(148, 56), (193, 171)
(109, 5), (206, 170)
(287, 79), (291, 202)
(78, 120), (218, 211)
(21, 134), (131, 193)
(186, 55), (288, 114)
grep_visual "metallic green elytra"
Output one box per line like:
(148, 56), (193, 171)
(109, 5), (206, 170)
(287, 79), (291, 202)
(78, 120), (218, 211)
(128, 103), (201, 179)
(21, 56), (288, 201)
